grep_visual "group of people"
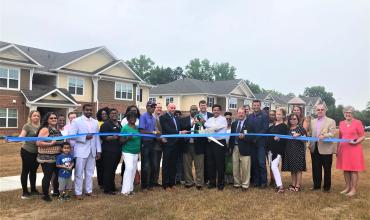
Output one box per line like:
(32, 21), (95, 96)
(17, 99), (366, 202)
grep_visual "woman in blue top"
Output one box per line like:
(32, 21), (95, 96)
(120, 112), (141, 196)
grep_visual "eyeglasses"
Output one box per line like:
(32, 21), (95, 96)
(289, 118), (298, 121)
(226, 118), (232, 120)
(344, 112), (352, 114)
(316, 109), (325, 111)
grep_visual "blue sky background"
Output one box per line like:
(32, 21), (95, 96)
(1, 0), (369, 109)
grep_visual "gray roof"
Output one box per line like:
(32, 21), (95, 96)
(254, 93), (269, 100)
(150, 78), (243, 95)
(21, 84), (77, 103)
(300, 96), (321, 105)
(0, 41), (102, 71)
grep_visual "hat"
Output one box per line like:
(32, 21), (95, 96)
(146, 100), (157, 107)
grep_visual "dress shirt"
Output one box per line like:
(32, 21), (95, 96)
(204, 116), (227, 140)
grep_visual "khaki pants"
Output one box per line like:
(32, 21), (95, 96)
(232, 145), (251, 189)
(183, 143), (204, 186)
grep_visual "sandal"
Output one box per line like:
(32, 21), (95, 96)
(276, 187), (285, 194)
(294, 186), (301, 192)
(288, 185), (295, 192)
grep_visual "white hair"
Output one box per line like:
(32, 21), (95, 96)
(343, 105), (355, 113)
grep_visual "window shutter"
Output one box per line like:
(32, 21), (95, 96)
(140, 89), (143, 102)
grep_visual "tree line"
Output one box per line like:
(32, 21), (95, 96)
(126, 55), (370, 126)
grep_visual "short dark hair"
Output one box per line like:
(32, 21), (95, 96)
(212, 104), (222, 111)
(61, 142), (71, 148)
(109, 108), (118, 114)
(199, 100), (207, 105)
(67, 112), (77, 118)
(125, 111), (137, 120)
(224, 111), (232, 116)
(252, 100), (261, 104)
(82, 103), (93, 110)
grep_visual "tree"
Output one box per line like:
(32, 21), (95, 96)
(185, 58), (213, 81)
(212, 62), (236, 80)
(147, 66), (184, 85)
(245, 80), (262, 94)
(303, 86), (336, 107)
(126, 55), (155, 80)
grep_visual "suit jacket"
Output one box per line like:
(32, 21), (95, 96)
(309, 116), (337, 155)
(159, 112), (180, 146)
(229, 120), (252, 156)
(245, 111), (269, 146)
(70, 115), (101, 158)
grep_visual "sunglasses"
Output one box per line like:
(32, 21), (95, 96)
(316, 109), (325, 111)
(289, 118), (298, 120)
(49, 117), (57, 120)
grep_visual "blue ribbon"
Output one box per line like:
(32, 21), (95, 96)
(3, 132), (351, 143)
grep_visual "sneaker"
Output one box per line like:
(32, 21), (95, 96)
(64, 194), (71, 201)
(52, 192), (60, 197)
(42, 195), (52, 202)
(21, 192), (31, 199)
(30, 190), (41, 195)
(58, 195), (65, 202)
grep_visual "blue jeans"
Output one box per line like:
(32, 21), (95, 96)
(250, 142), (267, 186)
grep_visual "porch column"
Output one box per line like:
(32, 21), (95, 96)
(92, 77), (99, 111)
(225, 96), (229, 111)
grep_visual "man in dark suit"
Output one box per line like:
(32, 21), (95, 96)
(245, 100), (269, 188)
(159, 103), (188, 190)
(198, 100), (213, 184)
(229, 107), (252, 191)
(181, 105), (206, 189)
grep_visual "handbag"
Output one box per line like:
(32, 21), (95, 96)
(134, 170), (141, 185)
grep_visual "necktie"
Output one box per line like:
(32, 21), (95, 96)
(236, 121), (242, 144)
(172, 116), (178, 131)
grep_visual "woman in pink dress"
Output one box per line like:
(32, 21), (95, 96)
(336, 106), (366, 197)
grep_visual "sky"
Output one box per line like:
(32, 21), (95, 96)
(0, 0), (369, 110)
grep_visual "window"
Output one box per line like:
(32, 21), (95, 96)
(149, 97), (156, 103)
(115, 82), (133, 100)
(0, 108), (18, 128)
(0, 66), (19, 89)
(229, 98), (237, 109)
(68, 77), (84, 95)
(118, 113), (125, 121)
(165, 97), (174, 106)
(207, 97), (215, 107)
(136, 87), (143, 102)
(243, 99), (250, 107)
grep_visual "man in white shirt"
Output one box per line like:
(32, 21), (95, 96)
(204, 104), (228, 190)
(70, 104), (101, 199)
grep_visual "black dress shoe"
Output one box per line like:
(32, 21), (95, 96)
(196, 186), (202, 190)
(259, 184), (267, 189)
(217, 185), (224, 191)
(310, 187), (321, 191)
(104, 191), (116, 195)
(52, 192), (60, 197)
(241, 187), (248, 191)
(30, 190), (41, 195)
(42, 195), (52, 202)
(185, 184), (194, 188)
(323, 188), (331, 193)
(207, 184), (216, 189)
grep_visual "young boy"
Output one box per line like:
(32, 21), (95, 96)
(56, 143), (74, 201)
